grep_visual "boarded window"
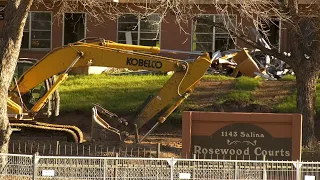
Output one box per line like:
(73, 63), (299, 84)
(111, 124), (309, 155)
(64, 13), (86, 45)
(260, 19), (280, 49)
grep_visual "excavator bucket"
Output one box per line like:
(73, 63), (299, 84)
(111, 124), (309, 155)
(91, 104), (129, 141)
(231, 49), (262, 77)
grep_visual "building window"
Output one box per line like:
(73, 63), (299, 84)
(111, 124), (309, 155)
(22, 12), (52, 49)
(192, 15), (236, 52)
(64, 13), (86, 45)
(117, 14), (161, 47)
(259, 19), (280, 51)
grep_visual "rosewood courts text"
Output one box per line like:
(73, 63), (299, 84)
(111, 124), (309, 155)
(193, 146), (290, 157)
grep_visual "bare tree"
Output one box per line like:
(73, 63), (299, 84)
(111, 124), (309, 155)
(215, 0), (320, 147)
(0, 0), (33, 154)
(0, 0), (126, 153)
(126, 0), (320, 146)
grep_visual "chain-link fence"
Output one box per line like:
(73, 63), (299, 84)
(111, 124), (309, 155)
(1, 153), (319, 180)
(8, 140), (182, 158)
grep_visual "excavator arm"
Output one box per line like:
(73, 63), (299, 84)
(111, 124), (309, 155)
(12, 42), (189, 94)
(9, 40), (213, 143)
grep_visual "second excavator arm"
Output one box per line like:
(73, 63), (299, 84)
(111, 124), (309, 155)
(10, 40), (213, 142)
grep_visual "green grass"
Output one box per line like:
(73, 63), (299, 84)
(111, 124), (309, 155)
(280, 74), (296, 81)
(280, 74), (320, 83)
(59, 74), (234, 113)
(273, 74), (297, 113)
(58, 73), (235, 124)
(274, 93), (297, 113)
(316, 84), (320, 113)
(218, 76), (262, 104)
(202, 74), (234, 81)
(59, 74), (170, 114)
(60, 73), (320, 116)
(275, 83), (320, 113)
(233, 77), (261, 91)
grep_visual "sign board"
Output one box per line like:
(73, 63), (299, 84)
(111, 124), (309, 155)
(42, 170), (55, 177)
(192, 123), (291, 160)
(179, 173), (191, 179)
(304, 175), (315, 180)
(182, 112), (302, 160)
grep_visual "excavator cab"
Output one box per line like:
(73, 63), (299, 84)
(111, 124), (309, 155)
(9, 58), (60, 119)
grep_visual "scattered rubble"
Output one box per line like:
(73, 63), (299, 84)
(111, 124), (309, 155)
(207, 27), (295, 80)
(208, 45), (294, 80)
(104, 28), (294, 79)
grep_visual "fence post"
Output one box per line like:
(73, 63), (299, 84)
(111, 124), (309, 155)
(193, 154), (196, 180)
(56, 141), (59, 155)
(32, 152), (39, 180)
(156, 143), (161, 158)
(170, 157), (174, 180)
(103, 158), (106, 180)
(263, 155), (267, 180)
(296, 160), (301, 180)
(114, 153), (118, 180)
(234, 161), (238, 180)
(167, 157), (177, 180)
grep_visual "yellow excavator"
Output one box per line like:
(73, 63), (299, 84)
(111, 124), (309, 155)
(8, 37), (213, 143)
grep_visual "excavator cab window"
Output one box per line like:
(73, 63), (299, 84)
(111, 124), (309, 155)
(12, 59), (45, 107)
(12, 58), (60, 118)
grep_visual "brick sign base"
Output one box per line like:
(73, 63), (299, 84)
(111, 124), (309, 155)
(182, 111), (302, 160)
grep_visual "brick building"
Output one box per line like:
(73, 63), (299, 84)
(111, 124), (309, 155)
(0, 1), (311, 61)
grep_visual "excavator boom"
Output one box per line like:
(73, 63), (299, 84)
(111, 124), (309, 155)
(12, 42), (186, 94)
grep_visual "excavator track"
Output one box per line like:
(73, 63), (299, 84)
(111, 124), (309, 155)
(10, 121), (84, 143)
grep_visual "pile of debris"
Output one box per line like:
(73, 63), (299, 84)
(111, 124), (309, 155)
(207, 28), (294, 80)
(208, 48), (293, 80)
